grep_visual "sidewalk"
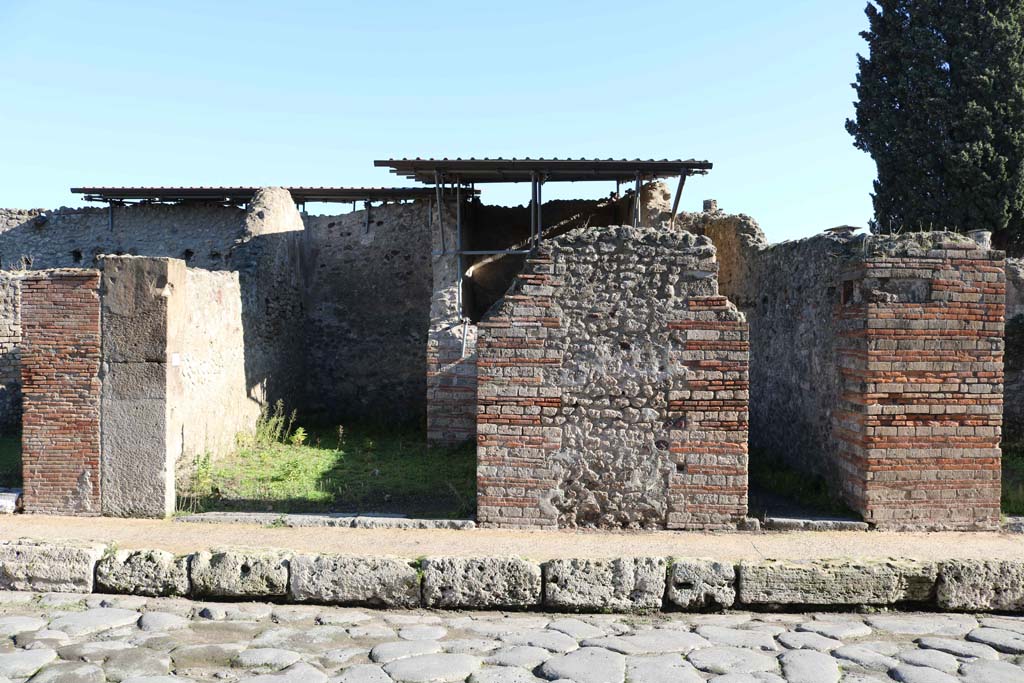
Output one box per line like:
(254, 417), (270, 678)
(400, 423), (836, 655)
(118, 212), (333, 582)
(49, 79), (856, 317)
(1, 515), (1021, 560)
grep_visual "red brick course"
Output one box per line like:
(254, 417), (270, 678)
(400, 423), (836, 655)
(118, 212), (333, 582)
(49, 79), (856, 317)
(20, 270), (102, 515)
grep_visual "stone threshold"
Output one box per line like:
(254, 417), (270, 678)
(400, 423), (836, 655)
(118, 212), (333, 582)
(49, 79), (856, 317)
(173, 512), (475, 530)
(1, 538), (1021, 615)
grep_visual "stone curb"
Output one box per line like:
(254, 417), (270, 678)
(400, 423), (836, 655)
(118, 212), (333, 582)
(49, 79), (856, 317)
(2, 539), (1021, 613)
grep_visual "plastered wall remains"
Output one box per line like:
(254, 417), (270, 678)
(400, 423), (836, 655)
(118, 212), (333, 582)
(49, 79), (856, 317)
(0, 273), (21, 433)
(1003, 257), (1024, 439)
(476, 225), (749, 529)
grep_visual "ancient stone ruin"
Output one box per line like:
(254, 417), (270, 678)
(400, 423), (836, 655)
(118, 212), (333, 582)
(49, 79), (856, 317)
(0, 159), (1009, 531)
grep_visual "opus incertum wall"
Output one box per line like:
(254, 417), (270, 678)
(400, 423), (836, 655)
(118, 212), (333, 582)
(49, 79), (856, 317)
(477, 226), (750, 530)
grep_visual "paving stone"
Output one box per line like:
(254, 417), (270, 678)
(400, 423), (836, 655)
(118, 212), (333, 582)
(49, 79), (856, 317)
(546, 618), (605, 640)
(937, 560), (1024, 612)
(121, 677), (197, 683)
(485, 645), (552, 668)
(288, 555), (420, 608)
(48, 609), (140, 637)
(831, 645), (899, 672)
(897, 648), (959, 674)
(0, 615), (47, 636)
(95, 550), (190, 598)
(468, 667), (544, 683)
(316, 610), (373, 626)
(665, 559), (736, 610)
(369, 641), (443, 664)
(382, 614), (444, 626)
(25, 661), (104, 683)
(0, 648), (57, 678)
(695, 626), (777, 651)
(980, 616), (1024, 635)
(539, 647), (625, 683)
(865, 614), (977, 636)
(838, 674), (888, 683)
(967, 627), (1024, 654)
(706, 675), (785, 683)
(237, 662), (328, 683)
(0, 590), (36, 604)
(137, 611), (188, 632)
(320, 647), (366, 667)
(796, 620), (872, 639)
(857, 641), (900, 656)
(332, 664), (392, 683)
(103, 648), (172, 681)
(625, 653), (703, 683)
(542, 558), (667, 612)
(0, 540), (106, 593)
(15, 629), (69, 649)
(959, 658), (1024, 683)
(501, 629), (579, 653)
(57, 641), (133, 663)
(888, 664), (958, 683)
(778, 649), (839, 683)
(191, 550), (290, 599)
(400, 625), (448, 641)
(687, 647), (778, 675)
(348, 623), (396, 639)
(915, 636), (1000, 660)
(421, 557), (541, 609)
(170, 643), (247, 668)
(442, 639), (501, 654)
(383, 653), (483, 682)
(737, 559), (937, 606)
(234, 648), (302, 670)
(776, 631), (842, 651)
(581, 630), (711, 655)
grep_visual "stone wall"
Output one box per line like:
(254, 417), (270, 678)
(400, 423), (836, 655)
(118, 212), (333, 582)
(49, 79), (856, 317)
(477, 226), (749, 529)
(302, 202), (433, 423)
(692, 205), (1004, 530)
(172, 267), (259, 473)
(0, 274), (21, 433)
(20, 270), (102, 515)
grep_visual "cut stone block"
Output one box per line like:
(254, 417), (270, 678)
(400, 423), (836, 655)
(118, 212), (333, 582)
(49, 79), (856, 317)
(542, 557), (667, 612)
(96, 548), (190, 597)
(421, 557), (541, 609)
(288, 554), (420, 608)
(737, 558), (937, 606)
(190, 549), (289, 598)
(665, 559), (736, 609)
(937, 560), (1024, 612)
(0, 539), (105, 593)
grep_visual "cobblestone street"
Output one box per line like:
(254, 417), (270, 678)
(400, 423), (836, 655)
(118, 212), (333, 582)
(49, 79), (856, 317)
(0, 592), (1021, 682)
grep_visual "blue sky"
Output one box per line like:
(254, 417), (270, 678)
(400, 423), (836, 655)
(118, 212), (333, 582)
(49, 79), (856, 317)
(0, 1), (877, 242)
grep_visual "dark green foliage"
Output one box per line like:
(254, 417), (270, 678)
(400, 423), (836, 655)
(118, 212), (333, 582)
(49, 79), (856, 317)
(847, 0), (1024, 252)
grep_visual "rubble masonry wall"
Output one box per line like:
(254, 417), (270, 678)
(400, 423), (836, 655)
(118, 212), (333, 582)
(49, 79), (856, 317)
(477, 226), (749, 529)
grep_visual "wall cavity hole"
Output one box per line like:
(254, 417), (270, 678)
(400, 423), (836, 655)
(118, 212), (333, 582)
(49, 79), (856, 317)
(240, 563), (251, 576)
(182, 249), (194, 262)
(676, 463), (686, 474)
(71, 250), (83, 263)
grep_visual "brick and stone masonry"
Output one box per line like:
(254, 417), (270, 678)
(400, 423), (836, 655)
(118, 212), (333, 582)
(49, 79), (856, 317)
(477, 226), (749, 529)
(693, 205), (1005, 531)
(835, 237), (1005, 530)
(20, 270), (102, 514)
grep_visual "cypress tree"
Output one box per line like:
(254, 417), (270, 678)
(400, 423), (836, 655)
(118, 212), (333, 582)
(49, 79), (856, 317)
(846, 0), (1024, 252)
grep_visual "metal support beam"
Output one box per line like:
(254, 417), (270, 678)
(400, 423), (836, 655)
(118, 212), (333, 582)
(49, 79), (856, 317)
(529, 173), (537, 247)
(364, 201), (371, 234)
(108, 202), (114, 231)
(456, 181), (463, 316)
(536, 175), (543, 244)
(669, 174), (687, 228)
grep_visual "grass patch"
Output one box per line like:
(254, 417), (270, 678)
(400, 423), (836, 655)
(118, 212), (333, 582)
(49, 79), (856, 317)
(0, 434), (20, 488)
(177, 402), (476, 518)
(1002, 440), (1024, 516)
(748, 450), (856, 518)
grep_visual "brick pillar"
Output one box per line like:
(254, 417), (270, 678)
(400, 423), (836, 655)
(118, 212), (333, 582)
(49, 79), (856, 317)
(20, 270), (102, 515)
(836, 241), (1004, 530)
(667, 296), (750, 529)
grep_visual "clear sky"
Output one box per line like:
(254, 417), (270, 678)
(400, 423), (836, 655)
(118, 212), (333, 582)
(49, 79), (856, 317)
(0, 1), (878, 242)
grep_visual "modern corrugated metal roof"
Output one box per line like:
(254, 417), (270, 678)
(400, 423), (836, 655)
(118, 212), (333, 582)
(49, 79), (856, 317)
(374, 157), (713, 183)
(70, 186), (455, 203)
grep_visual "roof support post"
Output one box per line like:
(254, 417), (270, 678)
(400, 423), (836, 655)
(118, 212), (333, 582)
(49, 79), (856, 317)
(536, 175), (543, 245)
(364, 201), (371, 235)
(633, 172), (642, 228)
(434, 171), (446, 255)
(108, 201), (114, 231)
(669, 174), (687, 228)
(456, 181), (463, 317)
(529, 172), (538, 248)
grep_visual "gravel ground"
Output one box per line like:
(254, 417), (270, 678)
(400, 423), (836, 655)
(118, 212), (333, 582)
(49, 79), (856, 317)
(0, 593), (1021, 682)
(3, 516), (1024, 561)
